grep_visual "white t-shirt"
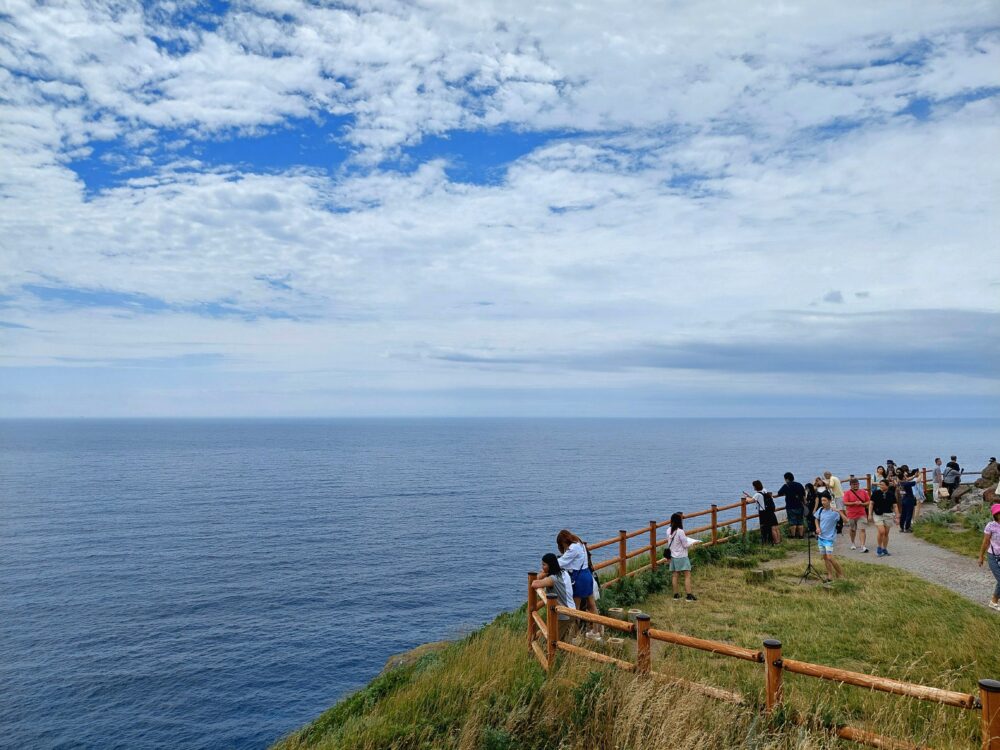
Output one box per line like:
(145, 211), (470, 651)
(667, 528), (691, 559)
(752, 491), (766, 512)
(558, 542), (588, 573)
(549, 570), (576, 620)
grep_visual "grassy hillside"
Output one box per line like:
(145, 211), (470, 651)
(272, 537), (1000, 750)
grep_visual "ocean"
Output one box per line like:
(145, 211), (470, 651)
(1, 418), (995, 749)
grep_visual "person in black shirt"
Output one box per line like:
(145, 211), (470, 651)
(871, 479), (899, 557)
(774, 472), (806, 539)
(803, 482), (818, 537)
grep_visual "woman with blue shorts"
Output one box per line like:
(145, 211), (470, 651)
(557, 529), (601, 635)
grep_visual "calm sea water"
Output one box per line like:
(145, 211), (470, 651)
(1, 418), (995, 749)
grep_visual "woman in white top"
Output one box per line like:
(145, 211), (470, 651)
(530, 553), (576, 638)
(557, 529), (601, 635)
(665, 512), (697, 601)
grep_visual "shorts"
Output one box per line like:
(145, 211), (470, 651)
(817, 537), (835, 555)
(669, 556), (692, 572)
(786, 508), (804, 525)
(846, 516), (865, 532)
(873, 513), (893, 527)
(569, 568), (594, 599)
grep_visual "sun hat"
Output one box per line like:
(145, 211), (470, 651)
(991, 503), (1000, 516)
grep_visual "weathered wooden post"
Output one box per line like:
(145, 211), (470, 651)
(866, 473), (872, 492)
(649, 521), (658, 571)
(980, 679), (1000, 750)
(618, 529), (627, 580)
(527, 572), (538, 650)
(545, 593), (559, 669)
(636, 614), (651, 674)
(740, 497), (747, 537)
(711, 504), (718, 545)
(763, 639), (783, 714)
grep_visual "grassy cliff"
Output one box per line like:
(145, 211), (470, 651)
(272, 537), (1000, 750)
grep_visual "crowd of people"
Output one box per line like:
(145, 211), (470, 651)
(531, 455), (1000, 622)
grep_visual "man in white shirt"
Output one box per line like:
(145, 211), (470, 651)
(825, 472), (845, 511)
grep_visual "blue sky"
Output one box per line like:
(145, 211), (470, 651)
(0, 1), (998, 417)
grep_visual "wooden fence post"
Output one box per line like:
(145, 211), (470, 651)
(711, 504), (718, 545)
(740, 497), (747, 536)
(865, 473), (872, 493)
(545, 593), (559, 669)
(527, 572), (538, 651)
(981, 679), (1000, 750)
(636, 614), (651, 674)
(763, 639), (783, 714)
(649, 521), (658, 571)
(618, 529), (627, 579)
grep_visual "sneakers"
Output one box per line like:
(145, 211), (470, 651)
(861, 547), (869, 553)
(989, 601), (1000, 611)
(882, 549), (891, 556)
(673, 593), (681, 600)
(850, 544), (857, 550)
(876, 547), (884, 556)
(686, 593), (697, 602)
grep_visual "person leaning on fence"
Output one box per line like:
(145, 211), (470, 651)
(843, 477), (871, 553)
(977, 503), (1000, 612)
(943, 457), (962, 498)
(870, 479), (899, 558)
(750, 480), (781, 545)
(556, 530), (601, 635)
(530, 553), (577, 639)
(815, 494), (849, 583)
(664, 512), (697, 601)
(775, 472), (806, 539)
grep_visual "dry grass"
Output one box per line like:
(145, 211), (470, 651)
(271, 551), (1000, 750)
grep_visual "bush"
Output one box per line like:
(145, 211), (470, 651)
(921, 511), (957, 527)
(963, 506), (991, 532)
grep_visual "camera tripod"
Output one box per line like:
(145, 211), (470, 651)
(798, 523), (824, 584)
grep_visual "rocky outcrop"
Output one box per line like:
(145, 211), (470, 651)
(950, 486), (986, 514)
(975, 458), (999, 489)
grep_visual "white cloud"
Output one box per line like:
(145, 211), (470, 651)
(0, 0), (998, 415)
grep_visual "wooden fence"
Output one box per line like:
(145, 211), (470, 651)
(526, 466), (997, 750)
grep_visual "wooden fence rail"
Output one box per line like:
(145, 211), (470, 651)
(531, 593), (999, 750)
(526, 465), (998, 749)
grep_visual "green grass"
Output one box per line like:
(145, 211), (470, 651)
(641, 557), (1000, 749)
(913, 508), (991, 559)
(271, 536), (1000, 750)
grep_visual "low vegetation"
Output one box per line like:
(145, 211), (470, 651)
(913, 507), (991, 558)
(272, 535), (1000, 750)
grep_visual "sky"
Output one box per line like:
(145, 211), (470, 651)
(0, 0), (998, 418)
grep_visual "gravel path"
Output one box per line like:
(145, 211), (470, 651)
(836, 523), (997, 607)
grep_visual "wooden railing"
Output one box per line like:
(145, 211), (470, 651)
(527, 592), (1000, 750)
(526, 465), (999, 749)
(586, 495), (785, 587)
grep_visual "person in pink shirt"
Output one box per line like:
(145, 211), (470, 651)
(978, 503), (1000, 611)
